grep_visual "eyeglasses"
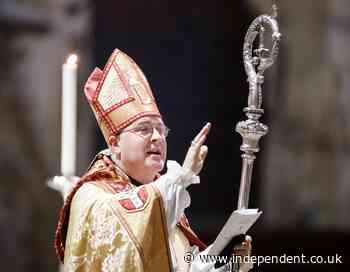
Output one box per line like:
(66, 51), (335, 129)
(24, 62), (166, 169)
(120, 122), (170, 138)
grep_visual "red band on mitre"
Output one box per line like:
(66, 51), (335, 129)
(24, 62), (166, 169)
(84, 67), (103, 101)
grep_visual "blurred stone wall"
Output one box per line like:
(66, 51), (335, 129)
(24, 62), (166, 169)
(0, 0), (94, 270)
(247, 0), (350, 230)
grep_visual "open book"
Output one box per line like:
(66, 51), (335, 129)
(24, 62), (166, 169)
(208, 209), (262, 256)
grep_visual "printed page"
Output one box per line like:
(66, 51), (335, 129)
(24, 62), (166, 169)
(208, 209), (262, 256)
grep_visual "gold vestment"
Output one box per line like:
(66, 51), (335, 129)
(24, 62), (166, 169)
(60, 154), (206, 272)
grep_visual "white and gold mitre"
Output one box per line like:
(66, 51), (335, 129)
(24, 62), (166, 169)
(84, 49), (161, 142)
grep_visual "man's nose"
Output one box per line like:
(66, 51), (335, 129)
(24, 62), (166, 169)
(150, 127), (162, 141)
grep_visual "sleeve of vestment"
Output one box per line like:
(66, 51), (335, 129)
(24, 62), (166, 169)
(153, 160), (200, 234)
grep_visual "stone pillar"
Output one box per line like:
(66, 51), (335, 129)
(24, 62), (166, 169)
(16, 0), (94, 175)
(0, 0), (94, 270)
(327, 0), (350, 229)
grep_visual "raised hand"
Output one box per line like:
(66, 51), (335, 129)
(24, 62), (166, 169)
(182, 122), (211, 175)
(233, 235), (253, 272)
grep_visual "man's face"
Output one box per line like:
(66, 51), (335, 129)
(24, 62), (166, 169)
(115, 116), (168, 183)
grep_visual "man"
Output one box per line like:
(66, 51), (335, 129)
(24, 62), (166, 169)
(55, 49), (252, 271)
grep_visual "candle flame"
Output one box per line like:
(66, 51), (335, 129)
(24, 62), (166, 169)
(66, 54), (78, 65)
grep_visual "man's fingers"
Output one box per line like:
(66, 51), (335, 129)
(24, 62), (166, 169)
(245, 235), (252, 244)
(197, 131), (208, 147)
(199, 145), (208, 161)
(184, 122), (211, 175)
(233, 238), (252, 258)
(192, 122), (211, 144)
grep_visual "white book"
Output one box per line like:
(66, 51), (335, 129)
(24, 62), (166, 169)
(208, 209), (262, 256)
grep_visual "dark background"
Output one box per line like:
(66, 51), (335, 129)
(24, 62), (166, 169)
(92, 1), (349, 271)
(0, 0), (348, 271)
(93, 0), (253, 214)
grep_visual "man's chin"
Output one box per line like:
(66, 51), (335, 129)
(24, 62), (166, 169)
(145, 157), (164, 172)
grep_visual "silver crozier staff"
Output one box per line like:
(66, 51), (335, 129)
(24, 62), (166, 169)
(236, 2), (281, 209)
(230, 3), (281, 272)
(208, 3), (281, 272)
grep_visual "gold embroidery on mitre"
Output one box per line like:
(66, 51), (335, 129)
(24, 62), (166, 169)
(115, 53), (154, 105)
(85, 48), (161, 142)
(97, 66), (131, 111)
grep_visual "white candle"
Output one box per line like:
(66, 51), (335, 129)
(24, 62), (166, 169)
(61, 54), (78, 176)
